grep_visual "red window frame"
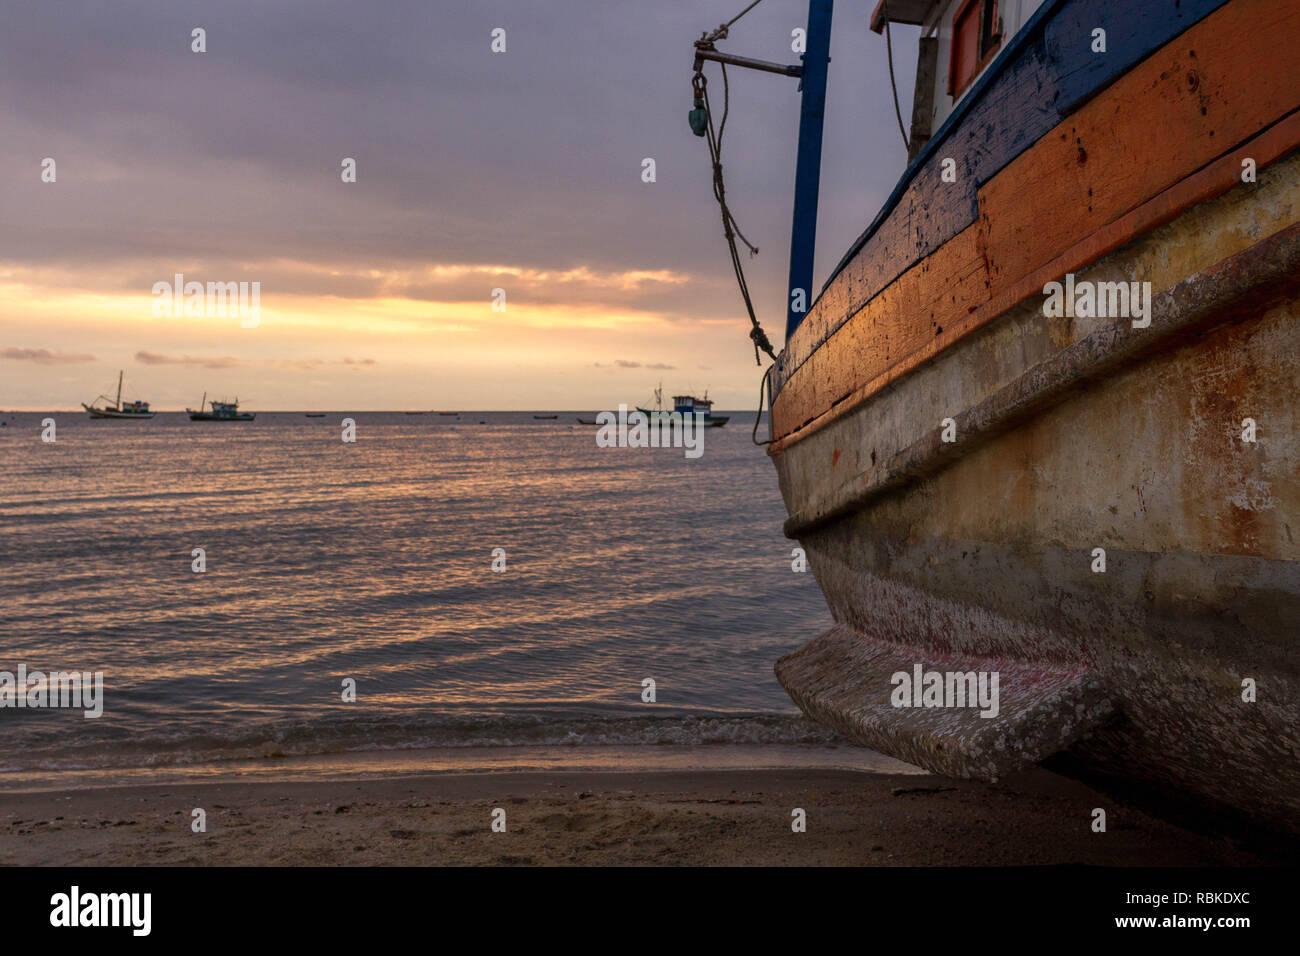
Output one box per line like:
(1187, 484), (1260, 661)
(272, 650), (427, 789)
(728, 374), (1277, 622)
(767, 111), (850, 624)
(947, 0), (1001, 98)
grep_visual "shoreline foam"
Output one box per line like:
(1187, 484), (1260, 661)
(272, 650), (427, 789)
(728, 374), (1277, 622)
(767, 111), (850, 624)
(0, 742), (921, 793)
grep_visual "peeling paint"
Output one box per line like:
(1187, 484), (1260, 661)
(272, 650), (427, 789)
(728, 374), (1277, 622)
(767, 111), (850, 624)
(771, 167), (1300, 837)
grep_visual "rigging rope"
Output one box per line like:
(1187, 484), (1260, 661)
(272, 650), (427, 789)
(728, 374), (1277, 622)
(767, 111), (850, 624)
(882, 0), (912, 153)
(693, 0), (779, 439)
(751, 364), (773, 446)
(700, 0), (766, 45)
(694, 66), (777, 366)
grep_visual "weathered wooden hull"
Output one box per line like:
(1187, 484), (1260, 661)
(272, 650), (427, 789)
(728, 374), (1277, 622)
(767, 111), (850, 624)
(83, 407), (155, 420)
(769, 0), (1300, 835)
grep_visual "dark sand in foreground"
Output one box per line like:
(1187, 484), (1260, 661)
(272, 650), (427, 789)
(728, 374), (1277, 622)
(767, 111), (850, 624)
(0, 767), (1270, 866)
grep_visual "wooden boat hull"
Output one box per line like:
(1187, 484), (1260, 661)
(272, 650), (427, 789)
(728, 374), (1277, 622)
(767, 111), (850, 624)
(83, 406), (155, 420)
(768, 0), (1300, 835)
(634, 408), (729, 428)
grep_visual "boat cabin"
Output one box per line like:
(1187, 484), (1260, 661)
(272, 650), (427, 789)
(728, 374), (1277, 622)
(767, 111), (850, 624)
(870, 0), (1047, 160)
(672, 395), (712, 416)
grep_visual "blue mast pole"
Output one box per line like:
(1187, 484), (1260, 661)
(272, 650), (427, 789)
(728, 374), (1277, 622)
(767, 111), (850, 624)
(785, 0), (833, 341)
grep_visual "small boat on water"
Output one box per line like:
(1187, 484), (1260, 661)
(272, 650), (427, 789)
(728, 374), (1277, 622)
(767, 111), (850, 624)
(187, 392), (255, 421)
(691, 0), (1300, 837)
(636, 384), (728, 427)
(305, 412), (326, 418)
(533, 414), (558, 420)
(82, 371), (155, 419)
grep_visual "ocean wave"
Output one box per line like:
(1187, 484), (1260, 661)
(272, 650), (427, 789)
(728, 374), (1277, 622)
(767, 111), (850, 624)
(0, 713), (841, 773)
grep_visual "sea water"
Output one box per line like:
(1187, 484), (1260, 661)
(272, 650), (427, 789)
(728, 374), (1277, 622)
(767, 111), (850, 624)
(0, 411), (877, 786)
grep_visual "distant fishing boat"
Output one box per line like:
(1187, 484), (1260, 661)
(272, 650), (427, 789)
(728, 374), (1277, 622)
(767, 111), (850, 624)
(637, 384), (728, 427)
(304, 412), (326, 418)
(187, 392), (255, 421)
(82, 371), (155, 419)
(404, 411), (426, 415)
(437, 412), (458, 416)
(533, 414), (558, 420)
(576, 417), (599, 425)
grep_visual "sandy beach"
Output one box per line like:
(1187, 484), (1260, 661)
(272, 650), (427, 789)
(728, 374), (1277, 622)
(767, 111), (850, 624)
(0, 765), (1271, 866)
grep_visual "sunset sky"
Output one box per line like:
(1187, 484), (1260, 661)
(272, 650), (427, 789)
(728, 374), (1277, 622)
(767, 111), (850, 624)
(1, 0), (914, 410)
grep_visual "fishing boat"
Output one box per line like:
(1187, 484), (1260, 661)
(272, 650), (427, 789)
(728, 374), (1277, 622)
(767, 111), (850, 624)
(693, 0), (1300, 836)
(533, 414), (559, 420)
(187, 392), (255, 421)
(305, 412), (327, 418)
(637, 384), (729, 427)
(82, 371), (155, 419)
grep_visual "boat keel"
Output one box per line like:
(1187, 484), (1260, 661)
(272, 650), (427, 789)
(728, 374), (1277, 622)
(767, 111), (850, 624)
(776, 624), (1116, 781)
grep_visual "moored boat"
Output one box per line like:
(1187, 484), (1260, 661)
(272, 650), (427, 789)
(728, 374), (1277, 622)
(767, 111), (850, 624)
(637, 384), (729, 427)
(187, 392), (255, 421)
(82, 371), (155, 419)
(695, 0), (1300, 836)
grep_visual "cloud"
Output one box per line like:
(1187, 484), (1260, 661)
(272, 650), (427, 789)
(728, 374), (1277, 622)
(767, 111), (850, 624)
(272, 357), (377, 370)
(135, 351), (374, 372)
(1, 347), (95, 364)
(135, 351), (244, 369)
(0, 0), (909, 410)
(1, 345), (94, 364)
(593, 359), (676, 370)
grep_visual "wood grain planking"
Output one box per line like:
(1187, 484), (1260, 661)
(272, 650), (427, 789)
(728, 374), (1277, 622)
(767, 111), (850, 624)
(773, 0), (1300, 443)
(771, 108), (1300, 450)
(775, 34), (1058, 393)
(774, 225), (989, 436)
(1045, 0), (1231, 114)
(775, 0), (1233, 399)
(983, 0), (1300, 293)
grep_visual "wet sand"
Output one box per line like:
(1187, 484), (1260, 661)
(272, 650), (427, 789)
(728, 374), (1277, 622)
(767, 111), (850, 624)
(0, 766), (1271, 866)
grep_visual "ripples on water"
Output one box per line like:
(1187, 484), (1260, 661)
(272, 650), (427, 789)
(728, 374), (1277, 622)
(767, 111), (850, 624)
(0, 411), (838, 778)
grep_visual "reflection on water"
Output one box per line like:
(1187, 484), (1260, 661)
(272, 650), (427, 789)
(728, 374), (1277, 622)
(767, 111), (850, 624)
(0, 411), (836, 779)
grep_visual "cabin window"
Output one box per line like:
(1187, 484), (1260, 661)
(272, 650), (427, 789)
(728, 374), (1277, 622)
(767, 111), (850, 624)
(948, 0), (1001, 98)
